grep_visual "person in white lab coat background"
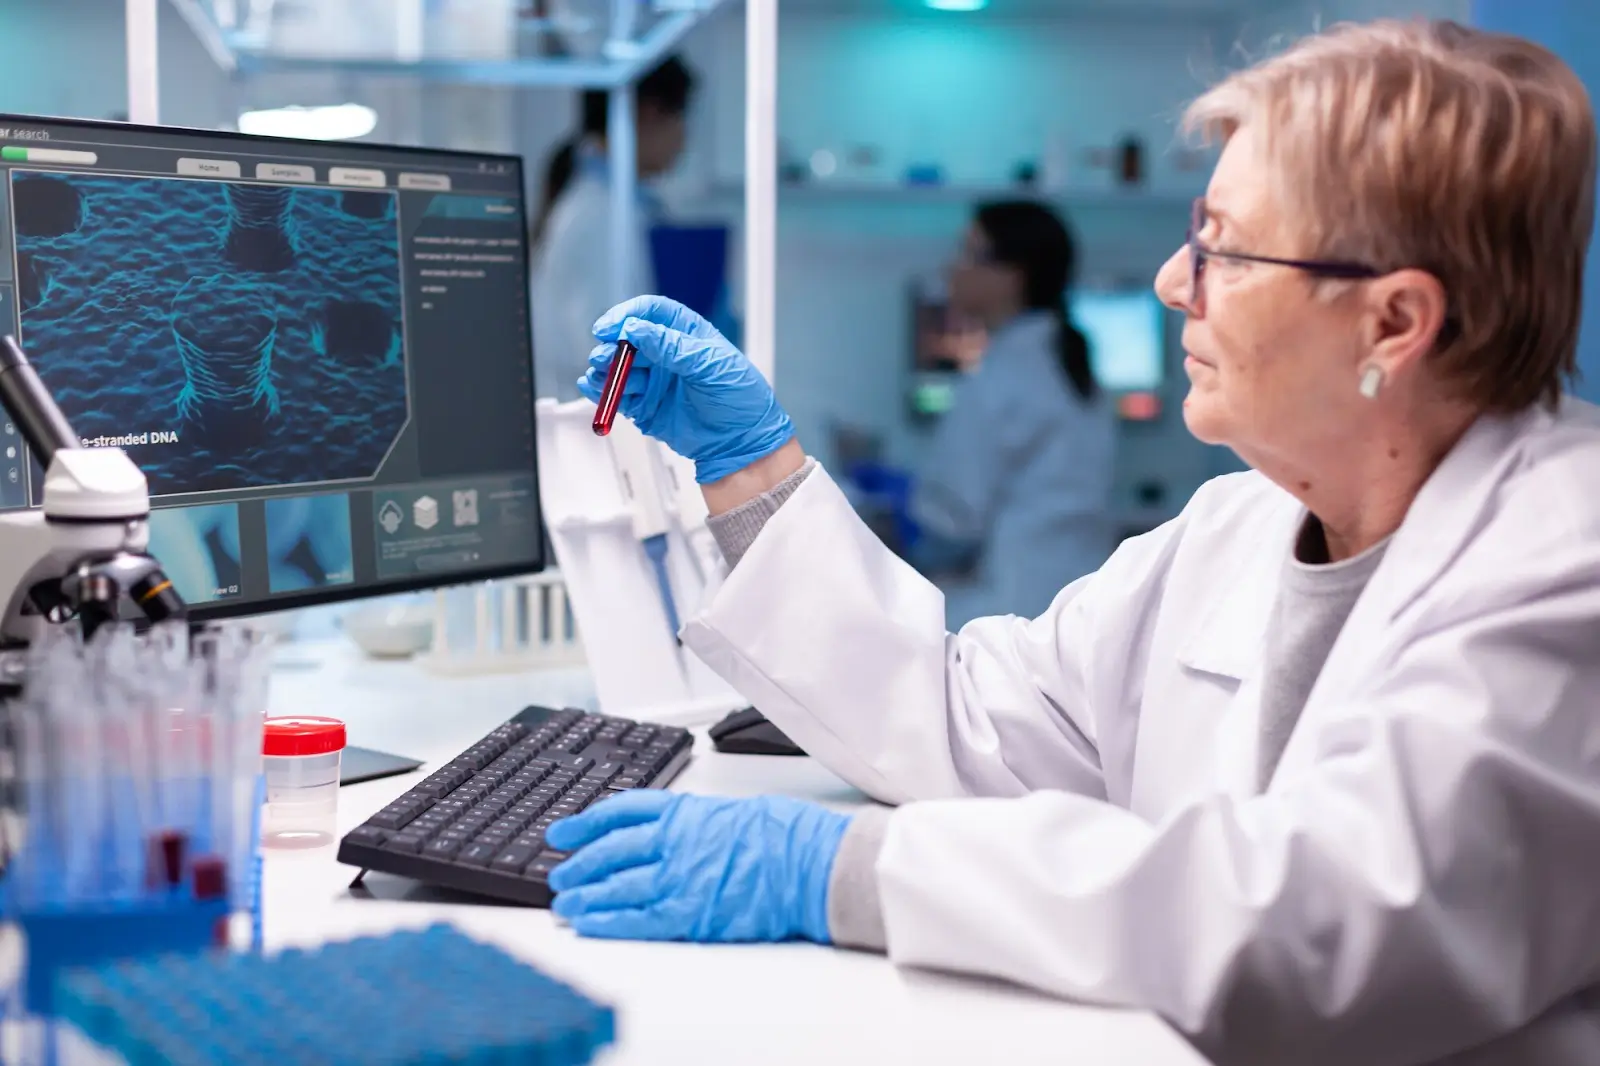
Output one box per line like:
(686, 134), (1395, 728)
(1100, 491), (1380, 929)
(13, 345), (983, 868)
(906, 200), (1116, 627)
(529, 56), (696, 401)
(546, 19), (1600, 1066)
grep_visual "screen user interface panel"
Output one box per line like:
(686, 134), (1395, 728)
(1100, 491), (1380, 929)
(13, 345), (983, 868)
(0, 116), (541, 616)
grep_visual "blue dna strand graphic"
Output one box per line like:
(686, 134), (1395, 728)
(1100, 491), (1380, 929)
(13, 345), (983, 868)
(222, 184), (298, 273)
(170, 274), (281, 431)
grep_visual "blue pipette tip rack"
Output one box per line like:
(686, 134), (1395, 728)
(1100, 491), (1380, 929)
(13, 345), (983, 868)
(54, 923), (617, 1066)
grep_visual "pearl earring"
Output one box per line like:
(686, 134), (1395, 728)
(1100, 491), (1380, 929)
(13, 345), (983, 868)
(1358, 364), (1385, 400)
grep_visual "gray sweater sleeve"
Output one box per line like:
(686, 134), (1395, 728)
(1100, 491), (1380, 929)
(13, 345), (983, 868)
(704, 457), (818, 568)
(827, 807), (893, 953)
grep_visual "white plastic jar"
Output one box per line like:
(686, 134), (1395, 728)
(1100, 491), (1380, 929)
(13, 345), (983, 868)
(261, 716), (346, 850)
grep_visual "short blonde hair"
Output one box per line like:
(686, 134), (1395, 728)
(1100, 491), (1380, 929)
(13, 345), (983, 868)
(1185, 19), (1595, 412)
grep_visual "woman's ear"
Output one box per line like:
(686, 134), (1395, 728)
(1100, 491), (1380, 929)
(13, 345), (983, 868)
(1365, 268), (1449, 374)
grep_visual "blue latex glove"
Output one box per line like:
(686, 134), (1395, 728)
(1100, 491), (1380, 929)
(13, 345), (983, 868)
(545, 790), (850, 943)
(577, 296), (795, 484)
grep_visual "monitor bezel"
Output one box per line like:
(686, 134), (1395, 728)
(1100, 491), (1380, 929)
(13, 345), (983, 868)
(0, 112), (547, 624)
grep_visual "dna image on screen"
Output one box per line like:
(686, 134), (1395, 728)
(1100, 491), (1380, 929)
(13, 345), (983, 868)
(10, 170), (408, 496)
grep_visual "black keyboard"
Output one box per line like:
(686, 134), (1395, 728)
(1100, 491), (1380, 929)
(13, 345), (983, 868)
(336, 705), (693, 906)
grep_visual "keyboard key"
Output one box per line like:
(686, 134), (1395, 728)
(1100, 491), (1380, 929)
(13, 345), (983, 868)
(386, 831), (427, 853)
(491, 845), (537, 873)
(548, 754), (593, 775)
(584, 762), (625, 784)
(347, 825), (388, 846)
(435, 828), (472, 843)
(525, 852), (565, 880)
(368, 807), (418, 830)
(476, 831), (513, 849)
(612, 775), (644, 789)
(513, 831), (546, 851)
(424, 838), (463, 859)
(456, 843), (497, 867)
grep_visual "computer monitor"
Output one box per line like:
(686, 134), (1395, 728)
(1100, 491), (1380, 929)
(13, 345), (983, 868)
(0, 114), (543, 620)
(1074, 289), (1166, 393)
(907, 282), (1166, 418)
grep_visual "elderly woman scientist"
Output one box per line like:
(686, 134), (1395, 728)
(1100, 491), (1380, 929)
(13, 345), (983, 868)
(547, 20), (1600, 1066)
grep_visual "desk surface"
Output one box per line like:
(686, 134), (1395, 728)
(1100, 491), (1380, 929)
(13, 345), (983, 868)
(264, 638), (1209, 1066)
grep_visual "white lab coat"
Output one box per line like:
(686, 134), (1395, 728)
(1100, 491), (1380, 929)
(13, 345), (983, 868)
(530, 166), (653, 402)
(910, 311), (1117, 627)
(681, 397), (1600, 1066)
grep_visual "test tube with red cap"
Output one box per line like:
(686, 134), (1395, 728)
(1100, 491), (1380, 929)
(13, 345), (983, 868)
(592, 341), (637, 436)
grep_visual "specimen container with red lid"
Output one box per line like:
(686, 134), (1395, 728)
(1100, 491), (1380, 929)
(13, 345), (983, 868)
(261, 716), (347, 850)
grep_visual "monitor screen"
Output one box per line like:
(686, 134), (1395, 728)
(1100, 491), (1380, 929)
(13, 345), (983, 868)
(909, 284), (1166, 392)
(0, 115), (543, 620)
(1074, 290), (1166, 393)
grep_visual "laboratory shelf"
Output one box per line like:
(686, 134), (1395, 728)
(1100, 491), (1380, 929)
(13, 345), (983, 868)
(165, 0), (730, 89)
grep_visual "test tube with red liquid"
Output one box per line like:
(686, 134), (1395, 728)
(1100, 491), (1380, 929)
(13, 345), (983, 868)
(592, 341), (637, 436)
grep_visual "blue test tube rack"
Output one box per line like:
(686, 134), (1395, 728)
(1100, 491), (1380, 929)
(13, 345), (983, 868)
(1, 775), (268, 1062)
(14, 896), (232, 1019)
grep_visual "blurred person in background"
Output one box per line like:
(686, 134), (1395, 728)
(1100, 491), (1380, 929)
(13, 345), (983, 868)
(905, 200), (1116, 626)
(530, 55), (696, 401)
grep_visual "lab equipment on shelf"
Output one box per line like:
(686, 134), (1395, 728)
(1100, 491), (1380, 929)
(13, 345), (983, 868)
(53, 923), (616, 1066)
(337, 706), (693, 906)
(261, 716), (347, 850)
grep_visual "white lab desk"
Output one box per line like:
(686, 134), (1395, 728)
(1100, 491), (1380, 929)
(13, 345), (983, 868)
(260, 638), (1210, 1066)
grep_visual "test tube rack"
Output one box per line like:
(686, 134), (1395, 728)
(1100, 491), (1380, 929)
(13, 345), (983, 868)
(419, 572), (588, 677)
(12, 897), (233, 1021)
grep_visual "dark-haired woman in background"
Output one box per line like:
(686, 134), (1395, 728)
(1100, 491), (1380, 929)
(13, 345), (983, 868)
(530, 56), (696, 401)
(908, 201), (1116, 626)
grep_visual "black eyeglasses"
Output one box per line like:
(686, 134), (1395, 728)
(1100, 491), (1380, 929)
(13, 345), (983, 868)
(1186, 198), (1380, 311)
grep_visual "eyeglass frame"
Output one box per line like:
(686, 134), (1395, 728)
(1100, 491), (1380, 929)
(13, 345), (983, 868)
(1185, 198), (1381, 311)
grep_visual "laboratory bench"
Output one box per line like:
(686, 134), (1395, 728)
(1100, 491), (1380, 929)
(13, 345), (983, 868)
(261, 636), (1210, 1066)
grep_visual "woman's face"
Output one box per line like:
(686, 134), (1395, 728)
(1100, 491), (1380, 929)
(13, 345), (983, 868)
(948, 225), (1020, 323)
(1154, 125), (1374, 469)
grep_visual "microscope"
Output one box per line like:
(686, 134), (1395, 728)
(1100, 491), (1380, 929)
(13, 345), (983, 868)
(0, 334), (186, 678)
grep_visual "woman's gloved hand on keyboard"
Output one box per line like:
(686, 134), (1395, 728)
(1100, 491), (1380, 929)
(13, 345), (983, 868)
(546, 790), (850, 943)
